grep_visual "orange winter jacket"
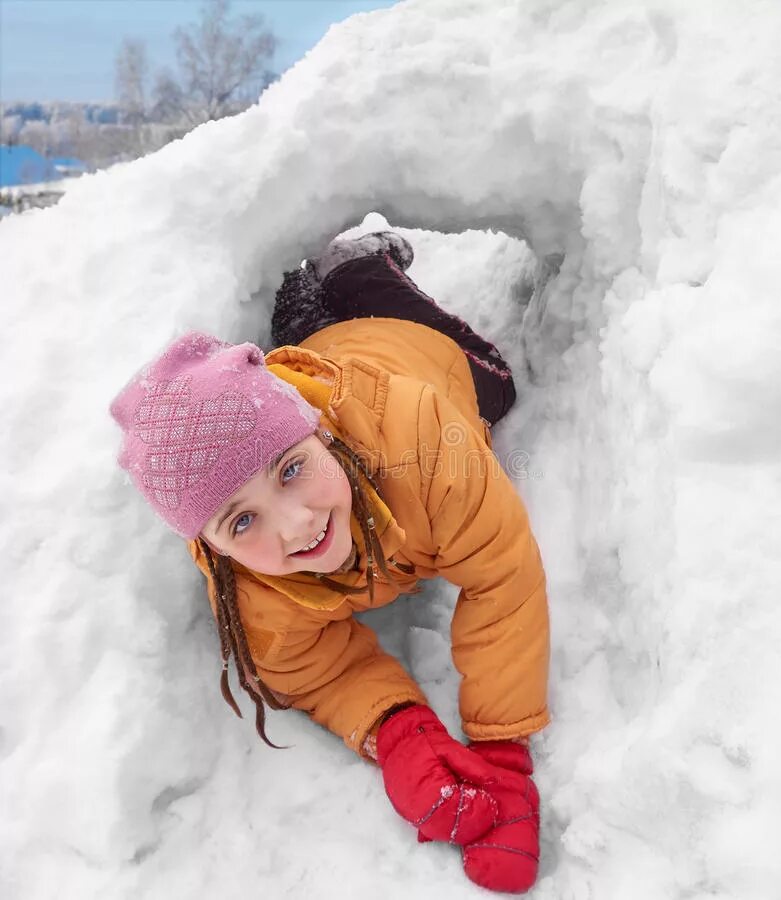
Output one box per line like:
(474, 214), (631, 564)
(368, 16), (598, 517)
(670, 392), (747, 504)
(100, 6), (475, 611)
(187, 317), (550, 758)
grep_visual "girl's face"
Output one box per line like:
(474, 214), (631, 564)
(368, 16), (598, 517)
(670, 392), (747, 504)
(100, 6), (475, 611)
(200, 433), (354, 575)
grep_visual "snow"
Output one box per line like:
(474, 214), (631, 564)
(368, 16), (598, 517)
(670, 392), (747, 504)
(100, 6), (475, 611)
(2, 0), (781, 897)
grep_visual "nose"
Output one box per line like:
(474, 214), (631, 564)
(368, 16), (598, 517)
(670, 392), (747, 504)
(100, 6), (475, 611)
(278, 503), (318, 546)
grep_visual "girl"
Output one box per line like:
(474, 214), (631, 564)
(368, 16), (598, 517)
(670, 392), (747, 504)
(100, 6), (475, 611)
(110, 232), (550, 894)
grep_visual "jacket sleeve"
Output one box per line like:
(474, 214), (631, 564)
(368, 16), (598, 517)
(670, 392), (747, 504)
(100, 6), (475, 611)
(417, 385), (551, 741)
(238, 578), (428, 758)
(186, 540), (427, 758)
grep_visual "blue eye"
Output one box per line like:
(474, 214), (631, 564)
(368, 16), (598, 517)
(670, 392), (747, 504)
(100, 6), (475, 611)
(232, 513), (253, 537)
(282, 458), (303, 482)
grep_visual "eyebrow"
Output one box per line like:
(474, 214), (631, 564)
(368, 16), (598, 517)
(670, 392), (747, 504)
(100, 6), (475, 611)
(215, 449), (289, 536)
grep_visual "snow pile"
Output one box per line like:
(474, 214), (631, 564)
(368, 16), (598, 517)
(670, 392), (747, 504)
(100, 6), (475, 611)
(3, 1), (781, 897)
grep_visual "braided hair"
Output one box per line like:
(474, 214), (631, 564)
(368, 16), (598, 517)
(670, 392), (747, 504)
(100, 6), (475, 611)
(197, 432), (406, 748)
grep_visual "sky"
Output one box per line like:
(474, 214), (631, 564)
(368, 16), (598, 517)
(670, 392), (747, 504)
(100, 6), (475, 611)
(0, 0), (397, 103)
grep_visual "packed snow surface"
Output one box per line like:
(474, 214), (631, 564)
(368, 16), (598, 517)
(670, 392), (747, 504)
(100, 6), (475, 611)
(3, 1), (781, 898)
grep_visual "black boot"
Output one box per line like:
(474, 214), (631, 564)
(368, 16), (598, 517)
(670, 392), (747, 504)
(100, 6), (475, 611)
(305, 231), (414, 284)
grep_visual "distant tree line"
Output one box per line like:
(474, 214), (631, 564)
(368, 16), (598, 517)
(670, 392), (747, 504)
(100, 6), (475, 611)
(0, 0), (276, 174)
(114, 0), (276, 157)
(1, 101), (127, 170)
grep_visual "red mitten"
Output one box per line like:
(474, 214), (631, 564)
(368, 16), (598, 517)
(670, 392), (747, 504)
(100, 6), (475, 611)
(461, 741), (540, 894)
(376, 705), (517, 844)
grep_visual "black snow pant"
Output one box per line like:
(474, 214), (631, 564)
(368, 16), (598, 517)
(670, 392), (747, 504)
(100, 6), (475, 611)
(270, 253), (516, 426)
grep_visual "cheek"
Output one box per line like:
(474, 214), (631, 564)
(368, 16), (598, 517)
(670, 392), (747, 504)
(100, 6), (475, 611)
(334, 468), (353, 510)
(315, 456), (352, 511)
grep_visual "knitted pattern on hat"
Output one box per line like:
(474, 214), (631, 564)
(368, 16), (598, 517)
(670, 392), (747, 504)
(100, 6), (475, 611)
(110, 332), (321, 539)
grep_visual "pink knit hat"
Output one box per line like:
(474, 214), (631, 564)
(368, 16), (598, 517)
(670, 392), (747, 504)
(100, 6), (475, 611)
(110, 331), (321, 539)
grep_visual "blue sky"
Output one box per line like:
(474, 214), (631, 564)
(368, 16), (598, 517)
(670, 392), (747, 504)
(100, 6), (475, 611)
(1, 0), (397, 102)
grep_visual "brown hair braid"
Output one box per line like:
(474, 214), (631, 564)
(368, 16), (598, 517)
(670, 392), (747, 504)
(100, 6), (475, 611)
(197, 434), (402, 748)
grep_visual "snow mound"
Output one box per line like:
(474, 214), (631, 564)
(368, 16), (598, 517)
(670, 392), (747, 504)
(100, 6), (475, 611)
(2, 1), (781, 898)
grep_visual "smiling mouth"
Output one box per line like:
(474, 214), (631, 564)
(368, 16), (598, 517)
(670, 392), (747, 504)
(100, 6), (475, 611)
(289, 513), (334, 558)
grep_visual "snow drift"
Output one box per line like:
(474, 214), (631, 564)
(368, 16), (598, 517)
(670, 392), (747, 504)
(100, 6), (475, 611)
(2, 1), (780, 897)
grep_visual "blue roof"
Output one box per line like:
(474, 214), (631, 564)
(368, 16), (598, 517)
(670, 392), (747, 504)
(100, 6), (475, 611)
(0, 145), (60, 187)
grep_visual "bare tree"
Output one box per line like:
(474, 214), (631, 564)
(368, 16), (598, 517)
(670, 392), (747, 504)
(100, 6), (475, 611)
(1, 111), (23, 145)
(154, 0), (276, 125)
(18, 119), (55, 157)
(151, 69), (186, 123)
(115, 38), (149, 126)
